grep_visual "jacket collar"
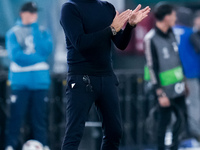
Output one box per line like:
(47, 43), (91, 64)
(16, 19), (38, 28)
(155, 26), (173, 37)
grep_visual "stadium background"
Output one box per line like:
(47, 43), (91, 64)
(0, 0), (200, 150)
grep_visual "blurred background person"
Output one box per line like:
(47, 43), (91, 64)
(174, 10), (200, 141)
(4, 2), (53, 150)
(188, 11), (200, 141)
(0, 35), (8, 150)
(190, 11), (200, 54)
(144, 3), (188, 150)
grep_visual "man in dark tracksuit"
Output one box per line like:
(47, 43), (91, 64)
(60, 0), (150, 150)
(144, 3), (188, 150)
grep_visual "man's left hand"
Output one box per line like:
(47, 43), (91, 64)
(128, 4), (151, 26)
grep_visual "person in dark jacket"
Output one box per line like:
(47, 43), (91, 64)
(60, 0), (150, 150)
(144, 3), (188, 150)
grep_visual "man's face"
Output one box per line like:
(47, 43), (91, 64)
(194, 17), (200, 31)
(20, 12), (38, 25)
(164, 11), (177, 28)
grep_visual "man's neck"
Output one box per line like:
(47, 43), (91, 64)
(21, 20), (36, 25)
(22, 20), (31, 25)
(156, 21), (170, 33)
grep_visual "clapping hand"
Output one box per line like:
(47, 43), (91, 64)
(111, 9), (132, 32)
(111, 5), (151, 33)
(128, 4), (151, 26)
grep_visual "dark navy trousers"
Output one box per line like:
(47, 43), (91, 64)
(6, 89), (48, 148)
(157, 96), (188, 150)
(62, 74), (123, 150)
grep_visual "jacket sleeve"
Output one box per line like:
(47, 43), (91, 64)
(144, 38), (161, 90)
(112, 23), (135, 50)
(6, 30), (45, 67)
(107, 2), (135, 50)
(190, 31), (200, 53)
(33, 28), (53, 58)
(60, 3), (113, 54)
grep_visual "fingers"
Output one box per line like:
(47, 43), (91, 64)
(112, 9), (132, 32)
(114, 9), (131, 21)
(142, 10), (150, 19)
(137, 6), (150, 18)
(142, 15), (148, 20)
(143, 9), (151, 17)
(118, 9), (132, 23)
(143, 10), (151, 19)
(116, 10), (119, 16)
(119, 9), (132, 18)
(130, 5), (150, 18)
(138, 6), (151, 20)
(132, 4), (141, 13)
(121, 17), (129, 25)
(139, 6), (150, 13)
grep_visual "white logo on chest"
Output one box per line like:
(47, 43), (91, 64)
(24, 35), (35, 54)
(172, 42), (178, 52)
(162, 47), (170, 59)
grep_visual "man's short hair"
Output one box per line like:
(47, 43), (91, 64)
(20, 2), (38, 13)
(154, 2), (175, 21)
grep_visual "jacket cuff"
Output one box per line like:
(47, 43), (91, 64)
(154, 84), (162, 91)
(126, 23), (137, 29)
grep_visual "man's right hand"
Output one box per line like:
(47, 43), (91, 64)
(158, 96), (170, 107)
(111, 9), (132, 32)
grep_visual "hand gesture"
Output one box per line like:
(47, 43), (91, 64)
(156, 88), (170, 107)
(158, 96), (171, 107)
(111, 9), (132, 32)
(129, 4), (151, 26)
